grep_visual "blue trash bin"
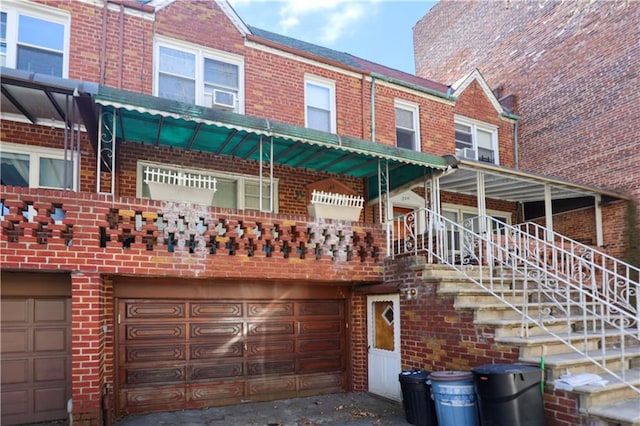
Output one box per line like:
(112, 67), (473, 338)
(428, 371), (478, 426)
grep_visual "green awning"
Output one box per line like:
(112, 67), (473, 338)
(93, 86), (448, 199)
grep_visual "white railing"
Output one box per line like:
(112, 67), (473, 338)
(310, 190), (364, 208)
(143, 166), (217, 190)
(387, 207), (640, 394)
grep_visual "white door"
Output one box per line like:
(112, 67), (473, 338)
(367, 294), (401, 401)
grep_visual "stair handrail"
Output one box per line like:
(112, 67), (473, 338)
(387, 208), (640, 394)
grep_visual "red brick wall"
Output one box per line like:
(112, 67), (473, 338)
(414, 1), (640, 235)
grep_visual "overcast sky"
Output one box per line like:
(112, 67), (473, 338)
(228, 0), (437, 74)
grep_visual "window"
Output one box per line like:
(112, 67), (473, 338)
(395, 101), (420, 151)
(0, 4), (69, 77)
(155, 39), (243, 113)
(454, 117), (499, 164)
(137, 162), (278, 212)
(305, 75), (336, 133)
(0, 142), (77, 190)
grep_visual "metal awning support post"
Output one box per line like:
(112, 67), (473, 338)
(96, 105), (116, 195)
(378, 159), (390, 223)
(258, 135), (275, 212)
(428, 173), (442, 264)
(544, 183), (554, 242)
(595, 194), (604, 246)
(476, 171), (488, 232)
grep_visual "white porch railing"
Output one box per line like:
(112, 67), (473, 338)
(387, 207), (640, 394)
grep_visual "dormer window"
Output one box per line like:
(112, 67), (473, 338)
(155, 38), (244, 113)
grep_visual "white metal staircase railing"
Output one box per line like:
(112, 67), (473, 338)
(387, 207), (640, 394)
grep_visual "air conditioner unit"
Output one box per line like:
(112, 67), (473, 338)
(212, 89), (236, 109)
(462, 148), (477, 160)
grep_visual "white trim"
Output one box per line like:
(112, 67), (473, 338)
(153, 36), (245, 113)
(394, 99), (421, 152)
(442, 202), (511, 225)
(389, 190), (427, 234)
(304, 74), (336, 133)
(215, 0), (250, 36)
(454, 115), (500, 165)
(451, 68), (504, 114)
(0, 141), (80, 190)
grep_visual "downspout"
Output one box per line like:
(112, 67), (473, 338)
(100, 0), (108, 85)
(370, 75), (376, 142)
(513, 119), (519, 169)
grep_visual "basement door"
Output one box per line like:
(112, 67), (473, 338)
(367, 294), (401, 401)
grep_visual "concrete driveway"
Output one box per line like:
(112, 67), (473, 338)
(113, 392), (408, 426)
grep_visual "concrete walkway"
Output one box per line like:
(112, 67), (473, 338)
(113, 392), (408, 426)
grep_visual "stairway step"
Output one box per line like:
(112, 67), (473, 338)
(572, 368), (640, 410)
(585, 397), (640, 426)
(521, 346), (640, 378)
(497, 329), (630, 357)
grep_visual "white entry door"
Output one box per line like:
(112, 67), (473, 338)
(367, 294), (401, 401)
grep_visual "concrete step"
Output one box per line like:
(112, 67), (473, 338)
(520, 346), (640, 379)
(572, 368), (640, 412)
(479, 317), (573, 338)
(584, 397), (640, 426)
(496, 329), (627, 358)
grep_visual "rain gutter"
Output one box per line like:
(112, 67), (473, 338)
(370, 72), (456, 102)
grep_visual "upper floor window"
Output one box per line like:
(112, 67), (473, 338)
(155, 38), (244, 113)
(1, 142), (77, 190)
(454, 117), (499, 164)
(305, 75), (336, 133)
(0, 4), (70, 77)
(395, 100), (420, 151)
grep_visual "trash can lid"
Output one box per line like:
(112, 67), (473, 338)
(428, 371), (473, 381)
(399, 370), (430, 382)
(471, 363), (541, 375)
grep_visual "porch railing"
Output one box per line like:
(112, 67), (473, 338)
(387, 207), (640, 394)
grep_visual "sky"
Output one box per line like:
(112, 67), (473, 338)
(227, 0), (437, 74)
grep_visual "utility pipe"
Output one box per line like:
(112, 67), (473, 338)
(370, 76), (376, 142)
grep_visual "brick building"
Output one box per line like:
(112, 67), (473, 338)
(413, 0), (639, 264)
(0, 1), (636, 425)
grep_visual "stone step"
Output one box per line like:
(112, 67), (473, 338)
(496, 329), (627, 358)
(464, 302), (601, 322)
(480, 318), (572, 338)
(572, 368), (640, 411)
(520, 346), (640, 379)
(584, 397), (640, 426)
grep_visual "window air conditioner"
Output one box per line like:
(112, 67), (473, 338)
(462, 148), (477, 160)
(212, 89), (236, 109)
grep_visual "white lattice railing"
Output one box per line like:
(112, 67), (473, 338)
(143, 166), (217, 190)
(387, 207), (640, 394)
(310, 190), (364, 208)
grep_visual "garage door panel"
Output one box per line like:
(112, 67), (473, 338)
(298, 355), (343, 373)
(298, 337), (342, 353)
(248, 376), (296, 396)
(247, 302), (293, 317)
(191, 302), (242, 317)
(126, 365), (186, 385)
(1, 329), (29, 353)
(1, 299), (30, 322)
(34, 386), (67, 412)
(121, 385), (186, 410)
(123, 344), (187, 362)
(247, 358), (296, 376)
(34, 356), (68, 381)
(1, 389), (29, 414)
(1, 359), (29, 384)
(188, 381), (244, 403)
(190, 322), (242, 338)
(126, 301), (186, 319)
(246, 339), (294, 356)
(247, 321), (294, 335)
(125, 323), (186, 341)
(34, 299), (69, 322)
(299, 319), (343, 334)
(191, 341), (243, 358)
(34, 328), (68, 351)
(299, 372), (343, 391)
(189, 361), (243, 380)
(298, 300), (342, 316)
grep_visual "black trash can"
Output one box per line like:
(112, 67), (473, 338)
(472, 364), (545, 426)
(399, 370), (438, 426)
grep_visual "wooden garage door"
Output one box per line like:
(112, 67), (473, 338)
(1, 273), (72, 426)
(116, 297), (347, 415)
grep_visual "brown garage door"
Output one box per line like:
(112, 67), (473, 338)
(1, 272), (72, 426)
(115, 280), (349, 416)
